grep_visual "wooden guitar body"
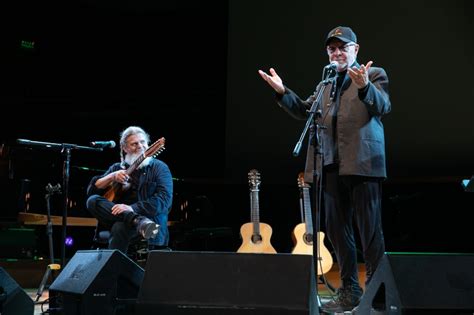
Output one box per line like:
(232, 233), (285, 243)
(291, 223), (313, 255)
(103, 182), (123, 202)
(291, 172), (333, 275)
(292, 225), (333, 275)
(238, 222), (277, 254)
(237, 169), (277, 254)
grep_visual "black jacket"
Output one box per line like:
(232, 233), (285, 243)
(277, 65), (391, 182)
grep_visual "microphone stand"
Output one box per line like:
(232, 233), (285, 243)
(292, 66), (335, 157)
(16, 139), (102, 268)
(35, 183), (61, 302)
(293, 67), (336, 313)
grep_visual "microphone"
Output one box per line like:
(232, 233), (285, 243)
(324, 61), (339, 70)
(90, 140), (116, 148)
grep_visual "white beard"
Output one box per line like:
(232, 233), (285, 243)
(125, 152), (152, 169)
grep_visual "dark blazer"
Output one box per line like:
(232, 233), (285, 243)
(277, 64), (391, 182)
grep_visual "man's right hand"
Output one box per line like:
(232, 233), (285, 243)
(95, 169), (128, 189)
(113, 170), (129, 184)
(258, 68), (285, 95)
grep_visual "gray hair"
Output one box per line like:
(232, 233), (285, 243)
(119, 126), (150, 165)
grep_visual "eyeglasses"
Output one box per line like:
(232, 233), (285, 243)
(326, 43), (356, 54)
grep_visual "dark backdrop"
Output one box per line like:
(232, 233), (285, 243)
(1, 0), (473, 258)
(226, 0), (474, 182)
(225, 0), (474, 254)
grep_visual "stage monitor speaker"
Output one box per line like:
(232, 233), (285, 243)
(136, 251), (318, 315)
(48, 249), (144, 315)
(355, 252), (474, 314)
(0, 267), (34, 315)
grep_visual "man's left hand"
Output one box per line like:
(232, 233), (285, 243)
(348, 61), (373, 89)
(111, 204), (133, 215)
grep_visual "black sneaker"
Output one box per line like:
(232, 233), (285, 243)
(134, 216), (159, 239)
(321, 285), (363, 313)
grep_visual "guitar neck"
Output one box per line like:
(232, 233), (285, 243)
(250, 189), (260, 235)
(126, 153), (146, 175)
(302, 187), (313, 235)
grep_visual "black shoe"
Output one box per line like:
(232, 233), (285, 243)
(321, 284), (363, 313)
(134, 216), (159, 239)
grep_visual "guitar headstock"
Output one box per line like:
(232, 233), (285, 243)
(145, 137), (166, 158)
(297, 172), (310, 189)
(248, 169), (261, 190)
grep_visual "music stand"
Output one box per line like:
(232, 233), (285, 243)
(16, 139), (102, 267)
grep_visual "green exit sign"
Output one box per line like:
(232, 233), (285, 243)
(20, 40), (35, 49)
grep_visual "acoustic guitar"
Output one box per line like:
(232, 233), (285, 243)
(291, 172), (333, 275)
(237, 169), (277, 254)
(103, 137), (165, 202)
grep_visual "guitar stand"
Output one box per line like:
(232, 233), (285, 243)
(318, 275), (336, 293)
(315, 275), (336, 309)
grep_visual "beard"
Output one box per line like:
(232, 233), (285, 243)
(124, 152), (152, 169)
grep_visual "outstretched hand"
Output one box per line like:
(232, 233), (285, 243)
(348, 61), (373, 89)
(258, 68), (285, 95)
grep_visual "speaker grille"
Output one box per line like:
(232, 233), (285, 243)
(49, 249), (144, 315)
(137, 251), (318, 315)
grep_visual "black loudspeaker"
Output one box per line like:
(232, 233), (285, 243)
(355, 253), (474, 314)
(136, 251), (318, 315)
(0, 267), (34, 315)
(48, 249), (144, 315)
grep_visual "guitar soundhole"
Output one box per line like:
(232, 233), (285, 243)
(304, 233), (313, 245)
(251, 234), (262, 244)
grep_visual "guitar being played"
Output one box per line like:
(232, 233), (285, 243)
(292, 172), (333, 275)
(237, 169), (277, 254)
(103, 137), (165, 202)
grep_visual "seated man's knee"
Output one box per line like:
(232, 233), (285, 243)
(86, 194), (100, 210)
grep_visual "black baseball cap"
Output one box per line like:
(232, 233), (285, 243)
(325, 26), (357, 45)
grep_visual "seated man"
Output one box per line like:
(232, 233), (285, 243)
(86, 126), (173, 253)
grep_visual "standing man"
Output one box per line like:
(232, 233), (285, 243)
(258, 26), (391, 312)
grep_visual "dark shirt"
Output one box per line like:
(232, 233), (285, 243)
(329, 70), (347, 164)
